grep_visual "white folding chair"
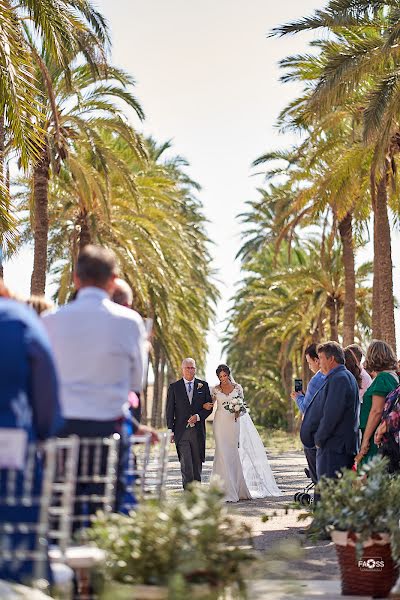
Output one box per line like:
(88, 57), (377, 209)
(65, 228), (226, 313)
(0, 440), (57, 585)
(49, 435), (119, 599)
(121, 431), (171, 512)
(49, 436), (80, 556)
(72, 434), (120, 532)
(145, 430), (171, 501)
(121, 433), (151, 510)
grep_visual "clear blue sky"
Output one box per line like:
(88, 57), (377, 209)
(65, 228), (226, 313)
(6, 1), (400, 381)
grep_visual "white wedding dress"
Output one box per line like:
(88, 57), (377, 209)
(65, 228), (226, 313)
(211, 384), (281, 502)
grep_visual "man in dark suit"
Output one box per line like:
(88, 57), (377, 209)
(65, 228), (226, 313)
(166, 357), (213, 488)
(301, 341), (359, 482)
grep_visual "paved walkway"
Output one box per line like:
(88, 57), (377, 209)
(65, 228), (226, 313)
(167, 446), (339, 580)
(166, 446), (382, 598)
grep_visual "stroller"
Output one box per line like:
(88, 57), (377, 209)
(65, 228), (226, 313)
(294, 467), (315, 505)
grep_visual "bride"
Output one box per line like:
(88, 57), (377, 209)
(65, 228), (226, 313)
(203, 364), (281, 502)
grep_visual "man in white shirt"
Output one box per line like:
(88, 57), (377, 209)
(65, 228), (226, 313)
(43, 245), (146, 515)
(43, 246), (145, 428)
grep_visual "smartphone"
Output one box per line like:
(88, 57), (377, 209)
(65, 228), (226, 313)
(294, 378), (303, 393)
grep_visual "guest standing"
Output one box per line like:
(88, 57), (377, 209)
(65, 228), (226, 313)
(355, 340), (399, 466)
(345, 344), (372, 402)
(291, 344), (326, 485)
(301, 341), (359, 481)
(0, 289), (62, 583)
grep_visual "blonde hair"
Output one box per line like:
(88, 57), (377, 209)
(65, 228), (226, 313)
(365, 340), (398, 373)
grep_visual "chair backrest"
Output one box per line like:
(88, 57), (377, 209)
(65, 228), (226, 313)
(122, 433), (151, 510)
(0, 440), (57, 583)
(48, 436), (80, 555)
(123, 431), (171, 510)
(73, 434), (120, 531)
(148, 430), (171, 500)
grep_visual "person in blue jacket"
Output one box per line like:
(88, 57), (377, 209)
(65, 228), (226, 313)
(301, 341), (359, 484)
(0, 290), (62, 584)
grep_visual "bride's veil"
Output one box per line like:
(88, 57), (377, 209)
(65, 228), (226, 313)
(228, 371), (281, 497)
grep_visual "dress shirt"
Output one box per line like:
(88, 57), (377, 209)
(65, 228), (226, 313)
(183, 378), (199, 421)
(43, 287), (146, 421)
(295, 370), (326, 414)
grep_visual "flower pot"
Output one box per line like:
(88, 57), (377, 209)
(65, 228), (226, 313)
(331, 531), (399, 598)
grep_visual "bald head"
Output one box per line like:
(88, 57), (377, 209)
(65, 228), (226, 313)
(112, 278), (133, 308)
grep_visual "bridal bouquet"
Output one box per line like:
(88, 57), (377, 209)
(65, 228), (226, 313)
(223, 390), (247, 419)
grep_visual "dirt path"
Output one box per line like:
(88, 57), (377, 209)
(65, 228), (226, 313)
(166, 445), (339, 580)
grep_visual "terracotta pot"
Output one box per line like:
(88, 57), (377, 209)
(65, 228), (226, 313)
(331, 531), (399, 598)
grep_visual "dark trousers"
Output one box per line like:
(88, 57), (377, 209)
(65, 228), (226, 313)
(303, 446), (318, 484)
(177, 427), (202, 489)
(316, 447), (354, 481)
(58, 418), (128, 530)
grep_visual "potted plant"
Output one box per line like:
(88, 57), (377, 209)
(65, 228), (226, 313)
(87, 481), (254, 599)
(307, 456), (400, 598)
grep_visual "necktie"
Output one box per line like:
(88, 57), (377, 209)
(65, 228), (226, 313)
(188, 381), (192, 403)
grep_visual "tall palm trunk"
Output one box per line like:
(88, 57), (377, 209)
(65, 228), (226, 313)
(31, 148), (50, 295)
(327, 297), (339, 341)
(338, 212), (356, 346)
(372, 175), (396, 351)
(281, 355), (294, 433)
(78, 209), (92, 251)
(151, 340), (161, 427)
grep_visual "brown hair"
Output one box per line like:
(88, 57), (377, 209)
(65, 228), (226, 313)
(344, 347), (362, 389)
(76, 245), (117, 286)
(346, 344), (363, 363)
(365, 340), (398, 373)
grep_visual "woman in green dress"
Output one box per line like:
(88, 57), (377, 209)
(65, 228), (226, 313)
(355, 340), (399, 466)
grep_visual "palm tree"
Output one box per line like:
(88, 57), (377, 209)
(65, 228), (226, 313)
(272, 1), (400, 350)
(0, 0), (109, 274)
(227, 187), (372, 431)
(35, 134), (217, 426)
(28, 58), (144, 294)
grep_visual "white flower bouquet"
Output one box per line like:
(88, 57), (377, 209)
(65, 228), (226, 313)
(223, 390), (247, 420)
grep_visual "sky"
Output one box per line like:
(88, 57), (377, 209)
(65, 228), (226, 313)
(5, 0), (400, 382)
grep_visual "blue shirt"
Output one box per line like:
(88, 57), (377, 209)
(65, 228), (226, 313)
(295, 370), (326, 414)
(0, 298), (62, 440)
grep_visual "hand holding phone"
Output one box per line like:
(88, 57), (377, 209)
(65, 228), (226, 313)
(294, 378), (303, 393)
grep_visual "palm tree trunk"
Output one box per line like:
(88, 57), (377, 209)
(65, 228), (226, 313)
(155, 352), (166, 428)
(327, 297), (339, 341)
(372, 196), (382, 339)
(31, 148), (50, 295)
(338, 212), (356, 346)
(151, 340), (161, 427)
(373, 176), (396, 351)
(281, 358), (294, 433)
(78, 210), (92, 251)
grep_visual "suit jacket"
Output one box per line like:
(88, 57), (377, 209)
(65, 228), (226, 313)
(300, 364), (360, 455)
(166, 378), (212, 462)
